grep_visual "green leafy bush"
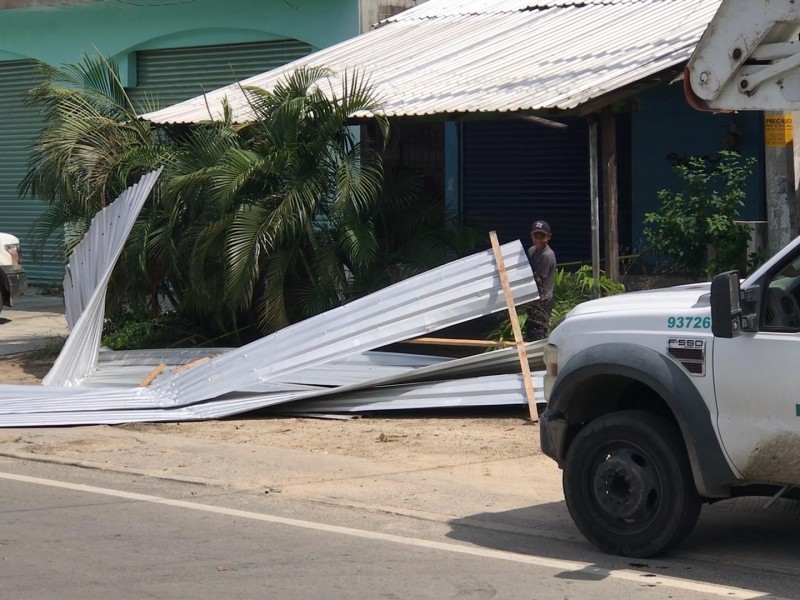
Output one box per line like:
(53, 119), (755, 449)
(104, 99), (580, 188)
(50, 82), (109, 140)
(644, 151), (756, 280)
(549, 266), (626, 330)
(102, 311), (211, 350)
(489, 266), (625, 343)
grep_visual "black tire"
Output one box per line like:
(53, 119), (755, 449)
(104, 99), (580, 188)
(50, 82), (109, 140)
(563, 410), (701, 558)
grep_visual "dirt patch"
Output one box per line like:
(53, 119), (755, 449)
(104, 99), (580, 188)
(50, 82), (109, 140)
(0, 355), (544, 467)
(0, 356), (54, 384)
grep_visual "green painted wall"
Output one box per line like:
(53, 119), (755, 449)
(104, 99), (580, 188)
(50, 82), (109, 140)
(0, 0), (360, 283)
(0, 0), (359, 81)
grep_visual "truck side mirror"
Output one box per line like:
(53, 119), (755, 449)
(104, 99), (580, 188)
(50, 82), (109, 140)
(710, 271), (743, 338)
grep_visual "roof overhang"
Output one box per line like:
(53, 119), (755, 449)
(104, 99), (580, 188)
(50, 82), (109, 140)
(141, 0), (723, 125)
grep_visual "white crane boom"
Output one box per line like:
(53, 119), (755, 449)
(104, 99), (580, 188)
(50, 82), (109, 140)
(687, 0), (800, 111)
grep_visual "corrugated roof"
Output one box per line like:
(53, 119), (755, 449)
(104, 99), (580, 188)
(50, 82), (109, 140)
(141, 0), (722, 124)
(383, 0), (659, 21)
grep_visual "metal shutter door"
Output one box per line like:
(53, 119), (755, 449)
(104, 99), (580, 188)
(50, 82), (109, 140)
(463, 117), (632, 266)
(463, 118), (592, 264)
(0, 60), (63, 283)
(128, 40), (312, 113)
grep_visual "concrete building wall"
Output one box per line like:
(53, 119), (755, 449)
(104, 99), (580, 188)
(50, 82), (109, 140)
(0, 0), (359, 71)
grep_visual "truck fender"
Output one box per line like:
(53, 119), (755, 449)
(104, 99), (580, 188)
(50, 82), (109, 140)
(543, 343), (737, 498)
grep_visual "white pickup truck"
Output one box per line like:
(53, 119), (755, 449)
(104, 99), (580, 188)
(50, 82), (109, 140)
(540, 0), (800, 557)
(0, 232), (27, 315)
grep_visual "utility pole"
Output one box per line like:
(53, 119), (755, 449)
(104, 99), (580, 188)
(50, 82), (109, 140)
(764, 111), (795, 255)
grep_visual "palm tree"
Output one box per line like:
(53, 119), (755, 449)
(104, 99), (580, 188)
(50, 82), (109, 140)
(22, 53), (165, 251)
(164, 67), (392, 334)
(21, 53), (171, 317)
(24, 57), (482, 345)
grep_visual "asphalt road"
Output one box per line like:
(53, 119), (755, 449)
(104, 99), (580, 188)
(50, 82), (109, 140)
(0, 457), (794, 600)
(1, 289), (799, 599)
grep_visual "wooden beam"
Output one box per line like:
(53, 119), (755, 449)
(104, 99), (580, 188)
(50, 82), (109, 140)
(139, 363), (166, 387)
(405, 337), (517, 348)
(489, 231), (538, 422)
(514, 115), (569, 129)
(171, 355), (216, 373)
(602, 106), (620, 282)
(589, 117), (601, 281)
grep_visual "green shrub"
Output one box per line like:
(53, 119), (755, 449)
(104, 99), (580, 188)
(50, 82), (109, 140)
(550, 266), (626, 330)
(489, 266), (625, 343)
(644, 151), (756, 280)
(102, 311), (211, 350)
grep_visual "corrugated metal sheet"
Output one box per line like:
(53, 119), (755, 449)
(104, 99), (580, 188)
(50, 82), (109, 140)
(0, 370), (544, 426)
(145, 238), (538, 405)
(382, 0), (653, 20)
(0, 170), (545, 426)
(80, 349), (447, 388)
(273, 373), (545, 415)
(0, 172), (540, 425)
(42, 169), (163, 387)
(140, 0), (722, 124)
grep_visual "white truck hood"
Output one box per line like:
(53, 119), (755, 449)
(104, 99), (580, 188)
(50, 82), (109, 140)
(0, 232), (19, 246)
(565, 283), (712, 319)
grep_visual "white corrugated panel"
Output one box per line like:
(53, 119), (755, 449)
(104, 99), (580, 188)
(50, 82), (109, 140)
(0, 163), (543, 427)
(384, 0), (653, 21)
(42, 169), (163, 387)
(147, 239), (537, 405)
(273, 373), (545, 414)
(79, 349), (448, 388)
(140, 0), (722, 124)
(0, 370), (545, 425)
(0, 236), (537, 425)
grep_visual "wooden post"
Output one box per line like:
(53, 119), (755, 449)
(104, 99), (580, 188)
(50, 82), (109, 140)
(602, 106), (620, 282)
(489, 231), (538, 422)
(589, 117), (601, 282)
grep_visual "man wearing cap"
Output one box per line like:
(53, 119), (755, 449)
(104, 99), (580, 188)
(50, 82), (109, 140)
(526, 220), (556, 341)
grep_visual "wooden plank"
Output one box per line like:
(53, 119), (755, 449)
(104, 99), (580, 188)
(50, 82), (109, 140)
(489, 231), (538, 422)
(171, 355), (215, 373)
(139, 363), (166, 387)
(405, 337), (517, 348)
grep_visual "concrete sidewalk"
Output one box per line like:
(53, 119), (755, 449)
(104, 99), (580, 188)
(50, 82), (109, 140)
(0, 289), (68, 356)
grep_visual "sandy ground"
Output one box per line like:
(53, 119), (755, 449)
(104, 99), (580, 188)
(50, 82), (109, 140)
(0, 354), (544, 471)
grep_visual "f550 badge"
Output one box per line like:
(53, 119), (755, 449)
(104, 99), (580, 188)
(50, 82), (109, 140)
(667, 338), (706, 376)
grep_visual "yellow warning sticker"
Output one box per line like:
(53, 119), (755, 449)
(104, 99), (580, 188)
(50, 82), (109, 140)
(765, 114), (793, 146)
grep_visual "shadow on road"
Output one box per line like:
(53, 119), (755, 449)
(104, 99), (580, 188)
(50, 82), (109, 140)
(447, 497), (800, 598)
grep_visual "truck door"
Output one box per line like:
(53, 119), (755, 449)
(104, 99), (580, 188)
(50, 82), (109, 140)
(713, 258), (800, 484)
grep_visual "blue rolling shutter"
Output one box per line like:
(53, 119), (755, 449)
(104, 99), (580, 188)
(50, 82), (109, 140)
(462, 117), (631, 265)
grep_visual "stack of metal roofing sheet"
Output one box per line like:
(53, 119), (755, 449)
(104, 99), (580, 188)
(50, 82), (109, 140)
(0, 173), (543, 426)
(272, 373), (546, 416)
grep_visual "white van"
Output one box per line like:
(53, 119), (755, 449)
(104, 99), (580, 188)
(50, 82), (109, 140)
(0, 232), (27, 314)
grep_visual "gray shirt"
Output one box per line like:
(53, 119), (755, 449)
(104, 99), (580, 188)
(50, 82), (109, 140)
(527, 244), (556, 301)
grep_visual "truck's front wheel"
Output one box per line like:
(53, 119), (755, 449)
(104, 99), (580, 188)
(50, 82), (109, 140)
(563, 410), (701, 557)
